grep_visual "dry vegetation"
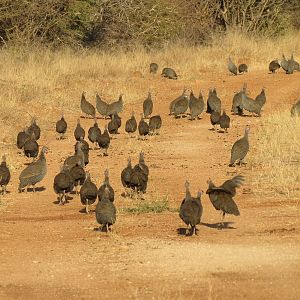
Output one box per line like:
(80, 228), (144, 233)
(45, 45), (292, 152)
(249, 110), (300, 200)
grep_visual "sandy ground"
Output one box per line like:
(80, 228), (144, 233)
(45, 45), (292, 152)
(0, 70), (300, 299)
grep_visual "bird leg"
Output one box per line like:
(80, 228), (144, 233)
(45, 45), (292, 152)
(106, 224), (109, 233)
(104, 148), (108, 156)
(220, 212), (226, 228)
(86, 203), (89, 214)
(33, 185), (36, 193)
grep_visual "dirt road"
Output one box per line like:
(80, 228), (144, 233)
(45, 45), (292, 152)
(1, 71), (300, 299)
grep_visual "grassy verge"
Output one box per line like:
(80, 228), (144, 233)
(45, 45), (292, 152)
(248, 110), (300, 200)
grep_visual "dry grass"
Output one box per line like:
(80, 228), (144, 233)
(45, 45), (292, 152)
(249, 110), (300, 200)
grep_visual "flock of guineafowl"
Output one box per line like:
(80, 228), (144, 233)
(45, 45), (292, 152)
(0, 55), (300, 236)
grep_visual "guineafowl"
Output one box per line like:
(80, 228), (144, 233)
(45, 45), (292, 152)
(112, 113), (121, 129)
(23, 131), (39, 160)
(219, 110), (230, 133)
(56, 113), (67, 139)
(80, 171), (97, 213)
(96, 93), (110, 119)
(95, 186), (116, 232)
(17, 127), (30, 150)
(232, 83), (247, 115)
(174, 95), (189, 118)
(255, 88), (266, 107)
(207, 88), (221, 114)
(169, 88), (187, 115)
(138, 114), (149, 140)
(74, 119), (85, 141)
(19, 146), (48, 193)
(88, 119), (101, 149)
(98, 169), (114, 202)
(108, 114), (119, 135)
(64, 142), (85, 170)
(238, 64), (248, 74)
(97, 125), (110, 156)
(287, 54), (297, 74)
(0, 155), (10, 195)
(210, 111), (220, 131)
(189, 91), (205, 120)
(125, 112), (137, 137)
(228, 57), (237, 75)
(206, 175), (244, 228)
(53, 166), (74, 205)
(143, 91), (153, 119)
(269, 60), (280, 73)
(121, 157), (133, 197)
(28, 117), (41, 141)
(149, 115), (162, 135)
(179, 181), (203, 236)
(291, 99), (300, 117)
(75, 138), (89, 166)
(230, 126), (250, 167)
(81, 92), (95, 118)
(150, 63), (158, 74)
(70, 163), (86, 194)
(130, 152), (149, 198)
(241, 92), (263, 117)
(161, 67), (177, 80)
(281, 54), (288, 72)
(107, 94), (124, 116)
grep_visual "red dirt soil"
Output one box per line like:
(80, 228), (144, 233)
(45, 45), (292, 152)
(1, 71), (300, 299)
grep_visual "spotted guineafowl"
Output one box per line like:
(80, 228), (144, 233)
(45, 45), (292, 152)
(143, 91), (153, 119)
(75, 138), (89, 166)
(64, 142), (85, 170)
(88, 119), (101, 149)
(19, 146), (48, 193)
(241, 92), (263, 117)
(161, 67), (177, 80)
(232, 83), (247, 115)
(121, 157), (133, 197)
(108, 114), (119, 135)
(228, 57), (237, 75)
(269, 60), (280, 73)
(23, 131), (39, 160)
(210, 111), (220, 131)
(28, 117), (41, 141)
(81, 92), (95, 118)
(150, 63), (158, 74)
(70, 163), (86, 194)
(80, 171), (97, 213)
(96, 93), (110, 119)
(207, 88), (221, 114)
(169, 88), (187, 115)
(125, 112), (136, 137)
(95, 186), (116, 232)
(17, 127), (30, 150)
(189, 91), (205, 120)
(56, 113), (67, 139)
(219, 110), (230, 133)
(98, 169), (114, 202)
(230, 126), (250, 167)
(138, 114), (149, 140)
(174, 95), (189, 118)
(74, 119), (85, 141)
(179, 181), (203, 236)
(107, 94), (124, 116)
(149, 115), (162, 135)
(53, 166), (74, 205)
(238, 63), (248, 74)
(0, 155), (10, 195)
(97, 125), (110, 156)
(130, 152), (149, 198)
(206, 175), (244, 228)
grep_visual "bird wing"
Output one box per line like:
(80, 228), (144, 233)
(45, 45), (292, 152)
(220, 175), (245, 196)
